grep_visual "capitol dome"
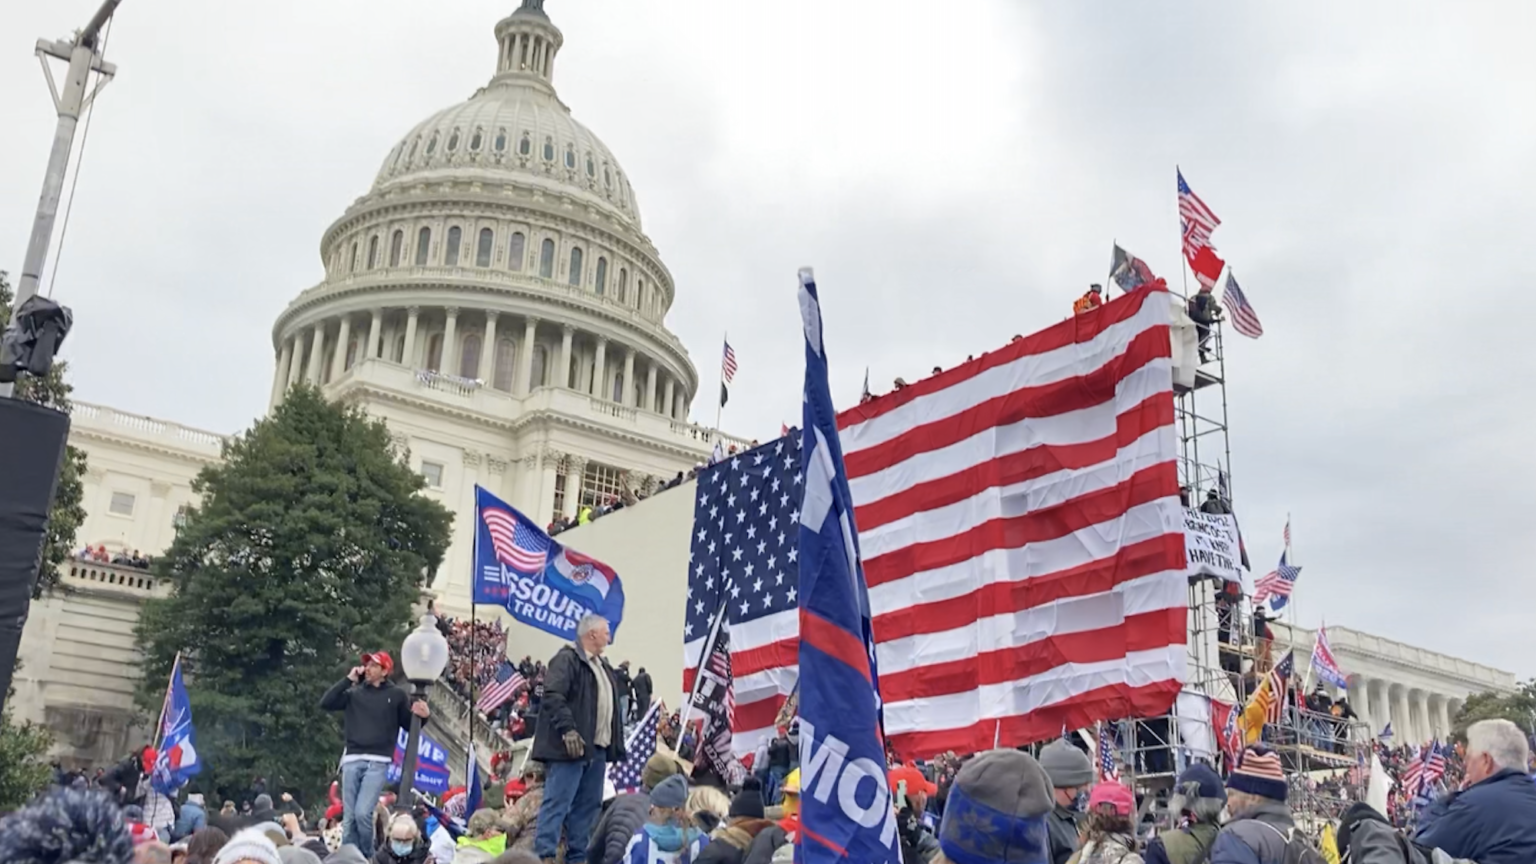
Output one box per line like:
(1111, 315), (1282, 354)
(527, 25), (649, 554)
(267, 0), (741, 604)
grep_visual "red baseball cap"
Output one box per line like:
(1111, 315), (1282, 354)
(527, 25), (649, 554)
(1089, 782), (1135, 816)
(889, 764), (937, 800)
(361, 651), (394, 674)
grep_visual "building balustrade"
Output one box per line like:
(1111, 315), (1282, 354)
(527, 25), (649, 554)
(65, 561), (172, 600)
(71, 404), (226, 456)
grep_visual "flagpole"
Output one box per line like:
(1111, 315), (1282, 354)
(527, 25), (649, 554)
(679, 597), (729, 734)
(1176, 165), (1191, 301)
(714, 331), (726, 442)
(154, 652), (182, 753)
(469, 601), (477, 751)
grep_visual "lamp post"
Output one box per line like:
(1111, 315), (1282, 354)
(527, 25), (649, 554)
(397, 612), (449, 806)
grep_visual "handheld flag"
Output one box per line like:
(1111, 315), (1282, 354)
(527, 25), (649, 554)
(609, 700), (664, 794)
(795, 268), (899, 864)
(1109, 243), (1157, 292)
(472, 485), (626, 640)
(152, 657), (201, 795)
(464, 743), (483, 816)
(389, 728), (450, 794)
(1253, 549), (1301, 612)
(476, 662), (524, 716)
(1310, 625), (1348, 690)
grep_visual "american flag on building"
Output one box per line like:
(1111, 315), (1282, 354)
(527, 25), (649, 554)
(481, 505), (551, 573)
(1097, 723), (1121, 782)
(475, 662), (525, 715)
(608, 700), (664, 794)
(683, 281), (1189, 758)
(722, 340), (738, 383)
(1253, 550), (1302, 611)
(1221, 273), (1265, 339)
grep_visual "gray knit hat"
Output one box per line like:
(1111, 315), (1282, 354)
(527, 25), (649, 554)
(1038, 739), (1094, 788)
(938, 749), (1053, 864)
(214, 827), (283, 864)
(650, 773), (689, 809)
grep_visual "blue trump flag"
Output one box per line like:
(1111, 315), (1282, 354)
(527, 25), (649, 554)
(389, 728), (450, 794)
(795, 268), (900, 864)
(471, 485), (625, 640)
(152, 656), (202, 795)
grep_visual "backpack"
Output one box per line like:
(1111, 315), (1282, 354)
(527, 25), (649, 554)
(1252, 821), (1327, 864)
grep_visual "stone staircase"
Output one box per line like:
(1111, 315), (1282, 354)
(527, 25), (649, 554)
(425, 678), (532, 787)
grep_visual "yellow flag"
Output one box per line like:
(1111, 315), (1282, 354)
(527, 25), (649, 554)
(1239, 674), (1273, 744)
(1320, 823), (1341, 864)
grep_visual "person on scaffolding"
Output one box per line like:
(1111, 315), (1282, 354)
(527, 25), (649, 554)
(1073, 283), (1104, 315)
(1187, 284), (1222, 363)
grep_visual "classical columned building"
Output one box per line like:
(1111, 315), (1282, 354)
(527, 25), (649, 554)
(1268, 622), (1516, 746)
(266, 0), (747, 604)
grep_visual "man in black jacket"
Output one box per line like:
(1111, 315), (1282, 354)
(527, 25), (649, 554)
(319, 650), (429, 858)
(531, 614), (627, 864)
(631, 666), (653, 716)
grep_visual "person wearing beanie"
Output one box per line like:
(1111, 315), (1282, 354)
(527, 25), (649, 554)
(938, 749), (1054, 864)
(1209, 746), (1306, 864)
(175, 792), (210, 841)
(1039, 739), (1095, 864)
(0, 786), (136, 863)
(1143, 763), (1226, 864)
(691, 778), (775, 864)
(587, 754), (687, 864)
(213, 827), (284, 864)
(1073, 783), (1142, 863)
(622, 774), (708, 864)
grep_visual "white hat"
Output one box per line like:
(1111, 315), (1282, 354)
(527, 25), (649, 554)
(213, 827), (282, 864)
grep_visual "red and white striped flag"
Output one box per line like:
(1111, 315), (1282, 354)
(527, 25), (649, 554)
(682, 281), (1188, 758)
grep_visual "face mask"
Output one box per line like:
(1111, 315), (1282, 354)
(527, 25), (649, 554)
(1073, 790), (1090, 812)
(647, 823), (685, 851)
(391, 840), (415, 856)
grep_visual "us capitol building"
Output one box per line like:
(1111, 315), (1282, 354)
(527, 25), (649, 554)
(14, 2), (1517, 765)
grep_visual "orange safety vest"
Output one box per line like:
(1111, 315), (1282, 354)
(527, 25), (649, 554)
(1073, 292), (1100, 314)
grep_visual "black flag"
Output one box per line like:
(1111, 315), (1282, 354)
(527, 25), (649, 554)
(688, 617), (743, 785)
(719, 382), (729, 408)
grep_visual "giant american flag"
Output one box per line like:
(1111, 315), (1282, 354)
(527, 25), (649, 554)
(683, 281), (1189, 758)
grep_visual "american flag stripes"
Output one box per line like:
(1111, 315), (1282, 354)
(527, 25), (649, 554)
(1402, 741), (1446, 798)
(683, 281), (1188, 759)
(482, 506), (550, 573)
(608, 700), (663, 794)
(1253, 550), (1302, 611)
(475, 662), (525, 714)
(1221, 273), (1264, 339)
(1097, 723), (1121, 782)
(1177, 169), (1221, 258)
(1263, 651), (1296, 726)
(1282, 516), (1292, 550)
(722, 340), (738, 383)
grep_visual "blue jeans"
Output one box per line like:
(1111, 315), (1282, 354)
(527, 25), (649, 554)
(341, 759), (390, 857)
(535, 753), (608, 864)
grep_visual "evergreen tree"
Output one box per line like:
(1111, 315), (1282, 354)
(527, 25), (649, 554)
(135, 387), (452, 803)
(0, 673), (54, 809)
(1451, 679), (1536, 742)
(0, 271), (88, 597)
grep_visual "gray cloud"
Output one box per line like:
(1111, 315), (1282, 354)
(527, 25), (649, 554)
(1, 0), (1531, 676)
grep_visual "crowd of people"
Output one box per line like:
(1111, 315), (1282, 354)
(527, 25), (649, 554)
(77, 543), (155, 570)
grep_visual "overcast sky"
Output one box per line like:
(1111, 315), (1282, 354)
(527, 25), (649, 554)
(2, 1), (1532, 678)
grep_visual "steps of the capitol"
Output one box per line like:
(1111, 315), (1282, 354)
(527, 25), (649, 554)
(425, 680), (532, 788)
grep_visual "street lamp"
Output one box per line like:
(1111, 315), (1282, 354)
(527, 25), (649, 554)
(397, 612), (450, 806)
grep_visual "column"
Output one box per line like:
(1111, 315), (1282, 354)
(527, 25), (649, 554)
(366, 308), (383, 361)
(402, 307), (420, 368)
(305, 324), (325, 384)
(559, 325), (574, 389)
(518, 317), (539, 394)
(443, 308), (459, 374)
(330, 315), (352, 380)
(1412, 690), (1432, 744)
(645, 363), (658, 412)
(539, 453), (559, 523)
(563, 456), (586, 521)
(1431, 695), (1450, 740)
(286, 335), (305, 390)
(622, 348), (635, 406)
(1391, 685), (1412, 744)
(591, 337), (607, 397)
(1349, 676), (1371, 736)
(271, 340), (294, 405)
(663, 377), (676, 420)
(479, 311), (500, 383)
(676, 386), (689, 420)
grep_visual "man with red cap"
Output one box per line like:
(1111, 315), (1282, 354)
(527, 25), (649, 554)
(320, 649), (430, 858)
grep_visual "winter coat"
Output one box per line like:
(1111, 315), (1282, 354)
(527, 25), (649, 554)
(590, 791), (652, 864)
(1071, 834), (1144, 864)
(741, 824), (789, 864)
(1144, 822), (1218, 864)
(1413, 768), (1536, 864)
(172, 801), (207, 840)
(696, 820), (776, 864)
(1210, 801), (1301, 864)
(632, 672), (654, 711)
(499, 784), (545, 856)
(1048, 804), (1086, 864)
(319, 677), (421, 759)
(531, 644), (627, 764)
(372, 843), (431, 864)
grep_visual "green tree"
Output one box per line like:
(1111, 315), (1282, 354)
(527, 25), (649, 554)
(0, 270), (88, 597)
(134, 387), (452, 804)
(0, 674), (55, 809)
(1451, 678), (1536, 743)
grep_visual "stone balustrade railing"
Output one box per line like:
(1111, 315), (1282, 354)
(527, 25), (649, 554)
(64, 561), (172, 600)
(425, 678), (530, 782)
(71, 403), (227, 456)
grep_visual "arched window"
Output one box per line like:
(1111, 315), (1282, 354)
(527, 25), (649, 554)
(530, 345), (548, 389)
(426, 133), (438, 155)
(542, 137), (554, 161)
(346, 338), (359, 370)
(507, 232), (526, 271)
(539, 239), (555, 278)
(460, 333), (482, 379)
(495, 129), (507, 152)
(611, 372), (624, 403)
(604, 165), (612, 188)
(595, 257), (607, 296)
(564, 145), (576, 170)
(415, 227), (431, 266)
(407, 138), (419, 161)
(447, 129), (460, 152)
(568, 247), (583, 286)
(392, 144), (406, 169)
(470, 129), (483, 151)
(476, 228), (494, 267)
(445, 227), (462, 267)
(392, 333), (406, 363)
(618, 268), (628, 303)
(389, 230), (403, 267)
(426, 332), (444, 372)
(492, 338), (516, 392)
(349, 241), (359, 273)
(519, 132), (531, 156)
(366, 236), (379, 269)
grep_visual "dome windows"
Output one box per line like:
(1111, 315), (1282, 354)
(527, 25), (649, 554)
(447, 129), (461, 153)
(595, 257), (608, 296)
(494, 129), (507, 152)
(445, 226), (462, 267)
(460, 333), (482, 379)
(530, 345), (548, 389)
(389, 230), (403, 267)
(519, 133), (532, 157)
(508, 232), (526, 271)
(415, 227), (431, 266)
(585, 154), (595, 178)
(542, 136), (555, 162)
(349, 241), (359, 273)
(408, 138), (419, 161)
(539, 239), (556, 278)
(568, 247), (584, 286)
(366, 235), (379, 269)
(618, 268), (628, 304)
(476, 228), (494, 267)
(603, 164), (612, 188)
(470, 129), (483, 152)
(493, 338), (516, 392)
(564, 145), (576, 170)
(426, 133), (439, 156)
(426, 333), (444, 373)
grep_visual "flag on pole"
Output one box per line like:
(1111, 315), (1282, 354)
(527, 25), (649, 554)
(1177, 169), (1221, 258)
(687, 612), (745, 786)
(464, 742), (483, 816)
(1109, 244), (1157, 293)
(1096, 722), (1121, 782)
(860, 367), (871, 402)
(1253, 549), (1302, 611)
(795, 267), (899, 864)
(152, 657), (201, 795)
(1188, 245), (1226, 290)
(476, 662), (525, 715)
(1310, 625), (1348, 689)
(1222, 273), (1264, 339)
(609, 700), (664, 793)
(1240, 650), (1294, 744)
(720, 339), (738, 408)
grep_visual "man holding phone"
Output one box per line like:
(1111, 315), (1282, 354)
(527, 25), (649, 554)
(320, 650), (430, 857)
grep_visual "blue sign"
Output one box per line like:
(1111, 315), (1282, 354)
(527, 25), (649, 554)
(472, 485), (626, 640)
(389, 728), (450, 794)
